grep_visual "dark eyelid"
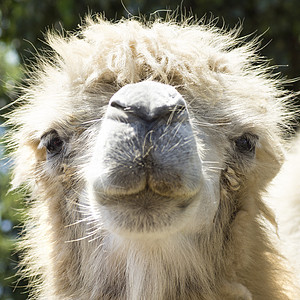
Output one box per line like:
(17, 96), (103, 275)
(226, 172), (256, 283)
(38, 130), (54, 147)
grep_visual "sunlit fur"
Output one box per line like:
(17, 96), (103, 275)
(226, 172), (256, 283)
(5, 15), (299, 299)
(266, 133), (300, 287)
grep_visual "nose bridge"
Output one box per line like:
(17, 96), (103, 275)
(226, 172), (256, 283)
(109, 81), (187, 122)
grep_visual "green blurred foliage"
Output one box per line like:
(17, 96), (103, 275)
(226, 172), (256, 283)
(0, 43), (23, 124)
(0, 171), (28, 300)
(0, 0), (299, 298)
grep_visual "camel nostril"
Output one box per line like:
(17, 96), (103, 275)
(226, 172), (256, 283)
(110, 100), (133, 112)
(170, 104), (187, 116)
(110, 101), (125, 110)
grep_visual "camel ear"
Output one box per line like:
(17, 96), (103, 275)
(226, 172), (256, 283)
(11, 138), (46, 189)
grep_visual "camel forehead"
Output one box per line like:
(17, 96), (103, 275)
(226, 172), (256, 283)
(48, 20), (263, 91)
(111, 81), (179, 101)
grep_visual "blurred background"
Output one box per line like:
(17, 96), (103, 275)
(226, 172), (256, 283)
(0, 0), (299, 299)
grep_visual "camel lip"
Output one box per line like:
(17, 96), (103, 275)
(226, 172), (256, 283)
(95, 186), (179, 201)
(105, 181), (199, 197)
(93, 186), (196, 209)
(93, 189), (197, 236)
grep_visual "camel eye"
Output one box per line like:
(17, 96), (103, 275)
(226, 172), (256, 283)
(40, 130), (64, 158)
(235, 134), (257, 154)
(47, 136), (63, 155)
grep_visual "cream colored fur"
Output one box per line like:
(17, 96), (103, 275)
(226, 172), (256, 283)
(5, 15), (299, 299)
(266, 133), (300, 286)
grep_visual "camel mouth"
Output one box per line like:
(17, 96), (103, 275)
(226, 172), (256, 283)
(93, 185), (196, 208)
(91, 167), (202, 198)
(87, 153), (204, 210)
(86, 174), (202, 235)
(90, 187), (198, 235)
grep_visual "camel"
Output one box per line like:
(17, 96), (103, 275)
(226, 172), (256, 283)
(6, 15), (299, 299)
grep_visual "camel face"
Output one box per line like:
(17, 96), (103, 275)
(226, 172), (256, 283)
(8, 17), (299, 299)
(84, 81), (224, 236)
